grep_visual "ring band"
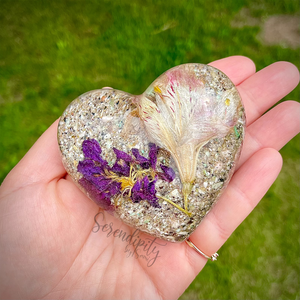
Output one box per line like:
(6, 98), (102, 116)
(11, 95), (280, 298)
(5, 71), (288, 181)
(185, 238), (219, 261)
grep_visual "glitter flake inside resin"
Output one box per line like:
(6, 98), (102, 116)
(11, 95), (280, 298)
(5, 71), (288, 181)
(58, 64), (245, 242)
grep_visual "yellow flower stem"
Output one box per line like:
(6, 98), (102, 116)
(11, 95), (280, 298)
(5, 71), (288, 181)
(182, 182), (193, 212)
(157, 195), (191, 217)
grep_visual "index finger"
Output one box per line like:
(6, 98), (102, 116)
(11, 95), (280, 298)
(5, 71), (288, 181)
(210, 58), (299, 126)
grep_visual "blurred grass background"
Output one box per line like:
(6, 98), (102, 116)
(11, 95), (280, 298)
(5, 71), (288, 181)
(0, 0), (299, 299)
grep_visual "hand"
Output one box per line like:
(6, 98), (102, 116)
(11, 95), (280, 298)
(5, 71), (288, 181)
(0, 56), (299, 300)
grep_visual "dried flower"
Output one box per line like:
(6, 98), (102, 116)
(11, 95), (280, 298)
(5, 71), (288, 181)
(77, 158), (120, 210)
(131, 148), (150, 169)
(159, 164), (176, 182)
(135, 65), (241, 211)
(82, 139), (107, 166)
(77, 139), (176, 211)
(131, 176), (160, 207)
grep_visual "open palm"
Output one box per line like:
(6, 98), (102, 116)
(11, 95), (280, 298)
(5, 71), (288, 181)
(0, 56), (299, 299)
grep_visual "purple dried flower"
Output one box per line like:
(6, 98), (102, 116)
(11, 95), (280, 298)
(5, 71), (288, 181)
(106, 180), (122, 195)
(77, 139), (174, 210)
(111, 161), (130, 177)
(131, 176), (160, 208)
(89, 176), (114, 192)
(77, 160), (104, 177)
(82, 139), (106, 164)
(78, 160), (121, 193)
(132, 178), (142, 193)
(142, 174), (150, 187)
(113, 147), (133, 162)
(131, 148), (150, 169)
(111, 148), (132, 176)
(78, 177), (114, 210)
(148, 177), (157, 195)
(78, 139), (124, 210)
(160, 164), (176, 182)
(148, 143), (158, 169)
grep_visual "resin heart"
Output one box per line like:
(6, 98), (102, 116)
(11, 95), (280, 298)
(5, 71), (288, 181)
(58, 64), (245, 242)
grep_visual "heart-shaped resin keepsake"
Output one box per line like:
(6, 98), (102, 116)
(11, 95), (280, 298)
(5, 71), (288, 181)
(58, 64), (245, 242)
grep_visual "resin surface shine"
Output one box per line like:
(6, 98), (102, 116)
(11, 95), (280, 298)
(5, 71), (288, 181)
(58, 64), (245, 242)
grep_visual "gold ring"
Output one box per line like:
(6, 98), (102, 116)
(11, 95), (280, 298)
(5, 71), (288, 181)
(185, 238), (219, 261)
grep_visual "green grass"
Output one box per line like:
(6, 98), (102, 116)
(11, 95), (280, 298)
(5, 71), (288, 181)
(0, 0), (299, 299)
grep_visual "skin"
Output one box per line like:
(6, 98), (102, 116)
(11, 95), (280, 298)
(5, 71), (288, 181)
(0, 56), (299, 300)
